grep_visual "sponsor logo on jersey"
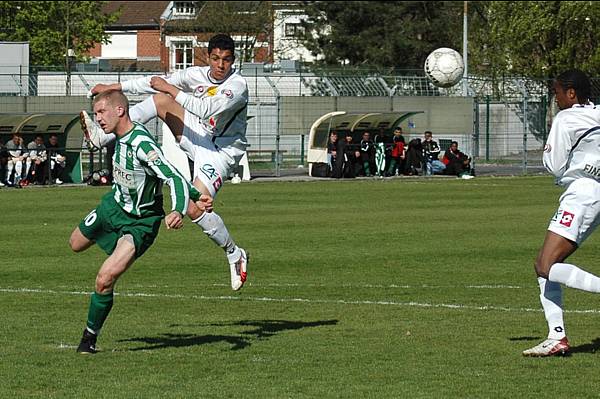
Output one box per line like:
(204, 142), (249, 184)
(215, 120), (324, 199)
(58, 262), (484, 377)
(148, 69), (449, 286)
(200, 163), (218, 179)
(200, 163), (223, 192)
(559, 210), (575, 227)
(207, 86), (218, 97)
(584, 163), (600, 177)
(221, 89), (234, 99)
(113, 163), (137, 189)
(544, 144), (552, 153)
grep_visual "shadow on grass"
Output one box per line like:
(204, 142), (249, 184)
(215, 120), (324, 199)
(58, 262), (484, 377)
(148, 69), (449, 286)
(569, 337), (600, 354)
(119, 319), (338, 352)
(508, 336), (542, 342)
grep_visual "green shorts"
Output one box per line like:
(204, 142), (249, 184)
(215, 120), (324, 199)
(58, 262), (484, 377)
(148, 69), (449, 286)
(78, 192), (163, 259)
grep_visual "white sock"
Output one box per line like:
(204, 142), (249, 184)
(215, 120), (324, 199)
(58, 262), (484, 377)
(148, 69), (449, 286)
(193, 211), (240, 263)
(6, 160), (14, 181)
(25, 159), (31, 177)
(537, 277), (566, 340)
(14, 160), (22, 180)
(548, 262), (600, 293)
(130, 96), (158, 124)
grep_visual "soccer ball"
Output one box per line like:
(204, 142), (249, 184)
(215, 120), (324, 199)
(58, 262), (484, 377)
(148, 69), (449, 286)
(231, 175), (242, 184)
(424, 48), (465, 88)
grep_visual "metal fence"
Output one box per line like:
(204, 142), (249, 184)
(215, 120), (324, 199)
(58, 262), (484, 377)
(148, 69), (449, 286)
(3, 68), (594, 176)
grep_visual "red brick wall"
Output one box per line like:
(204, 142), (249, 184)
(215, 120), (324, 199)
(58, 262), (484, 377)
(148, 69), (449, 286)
(137, 30), (161, 57)
(88, 42), (101, 57)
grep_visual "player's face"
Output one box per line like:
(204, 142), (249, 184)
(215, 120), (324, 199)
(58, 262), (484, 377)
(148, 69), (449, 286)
(553, 80), (576, 111)
(208, 48), (234, 81)
(93, 99), (119, 133)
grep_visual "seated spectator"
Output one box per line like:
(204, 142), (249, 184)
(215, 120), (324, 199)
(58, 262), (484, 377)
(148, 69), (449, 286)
(341, 133), (360, 178)
(359, 131), (375, 177)
(386, 127), (406, 176)
(47, 134), (66, 184)
(405, 138), (425, 175)
(422, 131), (446, 175)
(327, 131), (341, 178)
(442, 141), (473, 177)
(5, 133), (26, 186)
(26, 135), (48, 185)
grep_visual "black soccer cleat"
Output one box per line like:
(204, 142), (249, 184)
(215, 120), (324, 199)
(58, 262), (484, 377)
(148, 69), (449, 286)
(76, 329), (98, 354)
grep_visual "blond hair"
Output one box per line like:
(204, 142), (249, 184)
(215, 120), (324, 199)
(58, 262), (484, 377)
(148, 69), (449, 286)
(93, 90), (129, 112)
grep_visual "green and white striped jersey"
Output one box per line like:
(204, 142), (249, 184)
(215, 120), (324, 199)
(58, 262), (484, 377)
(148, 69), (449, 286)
(111, 122), (200, 217)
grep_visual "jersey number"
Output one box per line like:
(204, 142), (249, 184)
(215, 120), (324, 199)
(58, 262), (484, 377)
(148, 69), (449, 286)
(84, 210), (98, 227)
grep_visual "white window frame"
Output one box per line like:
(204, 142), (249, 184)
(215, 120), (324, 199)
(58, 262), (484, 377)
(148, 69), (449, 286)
(172, 1), (196, 18)
(166, 36), (197, 72)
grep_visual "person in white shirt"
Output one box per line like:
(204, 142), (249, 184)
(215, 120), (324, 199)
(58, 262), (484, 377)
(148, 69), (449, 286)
(81, 34), (248, 291)
(523, 69), (600, 357)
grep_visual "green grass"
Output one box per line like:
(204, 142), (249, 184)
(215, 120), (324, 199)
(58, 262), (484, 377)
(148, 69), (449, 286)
(2, 176), (600, 398)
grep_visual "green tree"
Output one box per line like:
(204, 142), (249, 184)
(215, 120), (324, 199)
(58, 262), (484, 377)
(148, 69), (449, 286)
(300, 1), (464, 70)
(469, 1), (600, 79)
(0, 1), (119, 67)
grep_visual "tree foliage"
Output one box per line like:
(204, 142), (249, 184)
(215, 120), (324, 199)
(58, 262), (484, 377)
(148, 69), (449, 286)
(468, 1), (600, 79)
(0, 1), (119, 67)
(300, 1), (464, 70)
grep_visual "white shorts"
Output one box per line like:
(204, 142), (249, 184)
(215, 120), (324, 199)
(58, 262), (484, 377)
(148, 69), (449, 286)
(178, 111), (235, 198)
(548, 178), (600, 245)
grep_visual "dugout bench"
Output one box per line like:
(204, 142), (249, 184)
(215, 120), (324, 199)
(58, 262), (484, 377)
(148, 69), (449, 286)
(0, 113), (87, 183)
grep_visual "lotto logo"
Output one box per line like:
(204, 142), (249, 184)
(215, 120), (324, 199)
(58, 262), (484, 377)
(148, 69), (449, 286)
(559, 211), (575, 227)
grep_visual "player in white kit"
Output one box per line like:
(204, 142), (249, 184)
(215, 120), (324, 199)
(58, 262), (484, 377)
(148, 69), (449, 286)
(81, 34), (249, 291)
(523, 70), (600, 357)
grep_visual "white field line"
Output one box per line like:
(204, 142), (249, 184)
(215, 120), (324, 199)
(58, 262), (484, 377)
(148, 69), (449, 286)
(106, 283), (527, 290)
(3, 286), (600, 315)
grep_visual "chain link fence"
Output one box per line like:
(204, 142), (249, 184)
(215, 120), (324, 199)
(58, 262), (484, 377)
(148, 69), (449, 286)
(3, 67), (600, 177)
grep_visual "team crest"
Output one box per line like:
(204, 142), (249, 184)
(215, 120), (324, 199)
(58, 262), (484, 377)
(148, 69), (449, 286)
(195, 86), (205, 95)
(222, 89), (234, 99)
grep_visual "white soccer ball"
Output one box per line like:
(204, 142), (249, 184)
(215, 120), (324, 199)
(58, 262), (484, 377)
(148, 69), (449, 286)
(231, 175), (242, 184)
(424, 47), (465, 88)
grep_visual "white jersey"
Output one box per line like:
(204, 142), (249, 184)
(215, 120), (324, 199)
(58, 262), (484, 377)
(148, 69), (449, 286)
(543, 103), (600, 187)
(120, 66), (249, 161)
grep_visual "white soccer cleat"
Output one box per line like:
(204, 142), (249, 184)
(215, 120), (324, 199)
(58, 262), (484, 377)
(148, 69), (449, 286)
(522, 337), (570, 357)
(229, 248), (249, 291)
(79, 111), (104, 152)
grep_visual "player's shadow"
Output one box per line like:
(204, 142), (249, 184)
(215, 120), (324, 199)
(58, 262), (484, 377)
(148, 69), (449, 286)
(508, 336), (542, 342)
(118, 319), (338, 352)
(569, 337), (600, 354)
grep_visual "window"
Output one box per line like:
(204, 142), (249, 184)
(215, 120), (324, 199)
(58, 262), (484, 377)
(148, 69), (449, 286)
(173, 2), (196, 17)
(284, 23), (305, 38)
(173, 42), (193, 70)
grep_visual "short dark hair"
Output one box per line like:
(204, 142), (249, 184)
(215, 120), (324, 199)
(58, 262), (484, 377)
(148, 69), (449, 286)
(208, 34), (235, 55)
(424, 131), (432, 135)
(49, 134), (58, 139)
(555, 69), (591, 103)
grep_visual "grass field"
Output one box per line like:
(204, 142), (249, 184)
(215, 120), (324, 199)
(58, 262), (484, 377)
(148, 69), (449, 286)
(3, 175), (600, 398)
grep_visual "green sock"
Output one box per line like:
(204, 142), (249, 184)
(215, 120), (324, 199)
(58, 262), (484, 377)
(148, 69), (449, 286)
(86, 291), (114, 334)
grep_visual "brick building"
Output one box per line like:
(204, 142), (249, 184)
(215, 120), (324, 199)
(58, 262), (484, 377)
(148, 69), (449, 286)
(87, 1), (313, 73)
